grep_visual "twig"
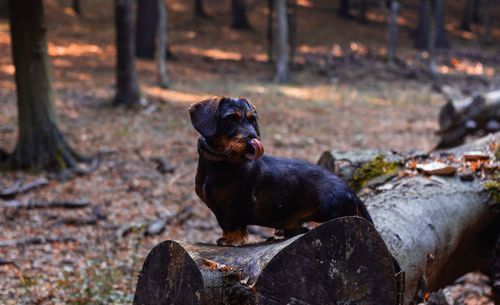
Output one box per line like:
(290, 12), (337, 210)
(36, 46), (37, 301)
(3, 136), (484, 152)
(0, 177), (49, 199)
(4, 199), (90, 209)
(0, 236), (76, 248)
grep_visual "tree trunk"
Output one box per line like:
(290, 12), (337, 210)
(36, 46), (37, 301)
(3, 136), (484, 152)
(71, 0), (82, 16)
(415, 0), (448, 50)
(480, 0), (492, 45)
(434, 0), (449, 48)
(114, 0), (141, 107)
(231, 0), (251, 29)
(338, 0), (352, 18)
(357, 0), (367, 23)
(428, 0), (438, 78)
(194, 0), (209, 18)
(6, 0), (84, 171)
(460, 0), (473, 31)
(274, 0), (289, 83)
(134, 217), (401, 305)
(156, 0), (169, 88)
(287, 0), (298, 64)
(386, 0), (399, 65)
(267, 0), (273, 63)
(136, 0), (158, 59)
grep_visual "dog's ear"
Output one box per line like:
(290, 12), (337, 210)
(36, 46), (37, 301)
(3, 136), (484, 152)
(188, 96), (223, 138)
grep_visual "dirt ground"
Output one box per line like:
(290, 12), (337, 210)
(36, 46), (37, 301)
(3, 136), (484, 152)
(0, 0), (499, 304)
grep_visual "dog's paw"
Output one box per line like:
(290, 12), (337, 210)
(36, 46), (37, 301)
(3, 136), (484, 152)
(217, 231), (247, 246)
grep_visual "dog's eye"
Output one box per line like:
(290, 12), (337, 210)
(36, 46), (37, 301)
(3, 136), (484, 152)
(223, 113), (241, 122)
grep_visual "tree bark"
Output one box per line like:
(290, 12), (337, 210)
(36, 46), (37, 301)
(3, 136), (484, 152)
(71, 0), (82, 16)
(480, 0), (492, 45)
(386, 0), (399, 65)
(415, 0), (449, 50)
(194, 0), (209, 18)
(135, 0), (158, 59)
(114, 0), (141, 107)
(460, 0), (473, 31)
(287, 0), (298, 64)
(6, 0), (84, 171)
(266, 0), (273, 63)
(156, 0), (169, 88)
(357, 0), (367, 24)
(338, 0), (352, 18)
(231, 0), (251, 29)
(274, 0), (289, 83)
(134, 217), (400, 305)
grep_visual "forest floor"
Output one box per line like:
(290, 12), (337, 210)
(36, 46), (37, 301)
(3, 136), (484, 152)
(1, 0), (499, 304)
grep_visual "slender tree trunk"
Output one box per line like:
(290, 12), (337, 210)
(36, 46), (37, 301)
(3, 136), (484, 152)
(434, 0), (449, 48)
(480, 0), (492, 44)
(194, 0), (209, 18)
(415, 0), (448, 49)
(287, 0), (298, 64)
(6, 0), (83, 171)
(114, 0), (141, 107)
(338, 0), (352, 18)
(231, 0), (251, 29)
(460, 0), (473, 31)
(358, 0), (368, 23)
(274, 0), (289, 83)
(135, 0), (158, 59)
(415, 0), (429, 49)
(71, 0), (82, 16)
(386, 0), (399, 65)
(472, 0), (480, 23)
(267, 0), (274, 63)
(156, 0), (169, 88)
(428, 0), (438, 78)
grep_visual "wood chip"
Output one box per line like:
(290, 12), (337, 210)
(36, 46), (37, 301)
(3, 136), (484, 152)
(416, 162), (457, 176)
(463, 151), (490, 161)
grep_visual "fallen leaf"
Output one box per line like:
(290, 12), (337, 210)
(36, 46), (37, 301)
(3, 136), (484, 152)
(463, 151), (490, 161)
(416, 162), (457, 176)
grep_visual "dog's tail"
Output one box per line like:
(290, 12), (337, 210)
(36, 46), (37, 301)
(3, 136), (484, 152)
(354, 196), (374, 224)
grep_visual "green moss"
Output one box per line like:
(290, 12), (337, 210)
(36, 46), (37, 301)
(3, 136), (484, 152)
(483, 179), (500, 205)
(349, 156), (400, 192)
(494, 144), (500, 162)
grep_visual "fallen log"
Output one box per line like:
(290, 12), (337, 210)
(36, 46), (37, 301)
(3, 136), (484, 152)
(437, 89), (500, 149)
(134, 217), (402, 305)
(134, 133), (499, 305)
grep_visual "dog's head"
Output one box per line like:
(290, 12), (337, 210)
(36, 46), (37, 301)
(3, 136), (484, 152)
(189, 96), (264, 162)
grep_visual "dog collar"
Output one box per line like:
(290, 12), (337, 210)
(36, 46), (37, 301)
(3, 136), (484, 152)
(197, 137), (228, 162)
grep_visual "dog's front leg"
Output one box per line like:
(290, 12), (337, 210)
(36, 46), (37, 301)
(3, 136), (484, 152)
(216, 229), (248, 246)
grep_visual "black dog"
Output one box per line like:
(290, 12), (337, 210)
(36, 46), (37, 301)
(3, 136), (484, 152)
(189, 96), (374, 246)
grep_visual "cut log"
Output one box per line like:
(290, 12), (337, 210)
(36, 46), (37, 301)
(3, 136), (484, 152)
(133, 217), (400, 305)
(134, 133), (499, 305)
(437, 89), (500, 149)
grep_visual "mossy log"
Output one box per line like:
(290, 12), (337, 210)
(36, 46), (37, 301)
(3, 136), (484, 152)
(319, 133), (500, 304)
(133, 217), (401, 305)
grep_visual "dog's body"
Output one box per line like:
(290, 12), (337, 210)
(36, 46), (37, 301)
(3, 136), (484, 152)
(190, 96), (373, 246)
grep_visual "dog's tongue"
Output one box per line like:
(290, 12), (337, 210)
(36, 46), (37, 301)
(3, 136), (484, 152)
(245, 139), (264, 160)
